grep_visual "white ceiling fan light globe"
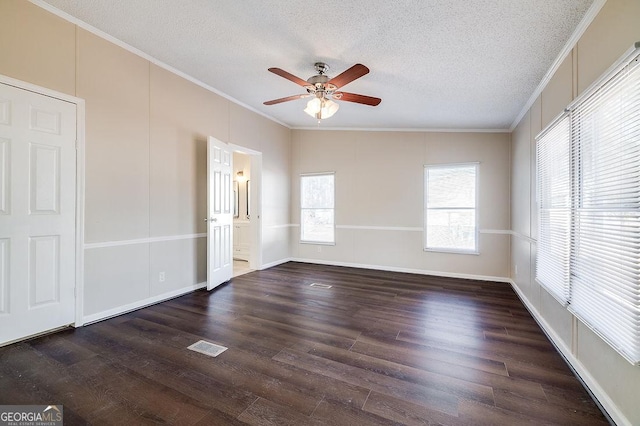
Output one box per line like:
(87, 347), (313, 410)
(321, 99), (339, 119)
(304, 97), (322, 117)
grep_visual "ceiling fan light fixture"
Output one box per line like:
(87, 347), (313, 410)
(304, 97), (339, 120)
(322, 99), (339, 119)
(265, 63), (380, 119)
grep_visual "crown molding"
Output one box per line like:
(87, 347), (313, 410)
(292, 126), (510, 133)
(29, 0), (291, 129)
(509, 0), (608, 131)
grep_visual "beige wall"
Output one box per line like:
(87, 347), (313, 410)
(291, 130), (511, 279)
(510, 0), (640, 424)
(0, 1), (75, 95)
(79, 30), (151, 243)
(0, 1), (292, 318)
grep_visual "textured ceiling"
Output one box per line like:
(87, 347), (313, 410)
(40, 0), (594, 130)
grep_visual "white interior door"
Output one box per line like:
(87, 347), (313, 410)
(207, 136), (233, 290)
(0, 82), (77, 345)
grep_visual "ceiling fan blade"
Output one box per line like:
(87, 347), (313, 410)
(268, 67), (311, 87)
(334, 91), (381, 106)
(327, 64), (369, 89)
(263, 94), (310, 105)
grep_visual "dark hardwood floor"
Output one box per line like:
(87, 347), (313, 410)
(0, 262), (609, 425)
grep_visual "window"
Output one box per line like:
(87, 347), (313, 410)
(536, 114), (571, 305)
(424, 163), (478, 253)
(300, 173), (335, 244)
(536, 47), (640, 364)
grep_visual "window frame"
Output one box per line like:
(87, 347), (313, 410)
(423, 162), (479, 255)
(300, 172), (336, 245)
(535, 44), (640, 365)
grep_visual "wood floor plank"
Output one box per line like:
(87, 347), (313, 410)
(363, 391), (463, 426)
(114, 315), (371, 410)
(493, 389), (610, 425)
(352, 334), (511, 377)
(63, 332), (257, 418)
(273, 347), (460, 416)
(351, 340), (549, 402)
(237, 397), (325, 426)
(85, 320), (323, 416)
(458, 399), (544, 426)
(26, 330), (98, 366)
(1, 344), (121, 423)
(540, 384), (608, 417)
(396, 328), (571, 372)
(311, 396), (404, 426)
(303, 342), (496, 405)
(0, 262), (608, 425)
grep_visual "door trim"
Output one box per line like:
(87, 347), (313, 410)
(0, 74), (86, 328)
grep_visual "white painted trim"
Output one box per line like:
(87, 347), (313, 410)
(509, 0), (608, 131)
(508, 279), (629, 426)
(82, 281), (207, 325)
(84, 233), (207, 250)
(265, 224), (295, 229)
(0, 74), (88, 329)
(259, 257), (293, 270)
(291, 258), (511, 283)
(74, 100), (86, 327)
(478, 228), (511, 235)
(292, 126), (511, 133)
(29, 0), (289, 130)
(336, 225), (423, 232)
(510, 230), (537, 244)
(293, 224), (514, 234)
(0, 74), (80, 105)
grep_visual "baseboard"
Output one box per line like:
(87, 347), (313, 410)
(508, 280), (628, 426)
(290, 257), (511, 283)
(259, 257), (293, 270)
(81, 281), (207, 325)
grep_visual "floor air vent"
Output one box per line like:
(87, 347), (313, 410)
(310, 283), (332, 289)
(187, 340), (228, 357)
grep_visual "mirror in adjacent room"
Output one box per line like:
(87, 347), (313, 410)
(246, 180), (250, 219)
(233, 181), (239, 218)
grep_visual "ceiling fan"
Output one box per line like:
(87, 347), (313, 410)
(263, 62), (382, 120)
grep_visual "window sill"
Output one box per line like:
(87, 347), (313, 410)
(424, 248), (479, 255)
(300, 241), (336, 246)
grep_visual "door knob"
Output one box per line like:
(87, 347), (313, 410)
(211, 217), (217, 222)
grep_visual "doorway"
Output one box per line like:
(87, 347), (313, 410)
(232, 151), (251, 277)
(231, 145), (261, 277)
(206, 140), (262, 289)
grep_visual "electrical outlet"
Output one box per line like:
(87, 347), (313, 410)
(514, 265), (518, 276)
(159, 272), (165, 282)
(317, 246), (322, 253)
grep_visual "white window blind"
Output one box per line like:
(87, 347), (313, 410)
(424, 163), (478, 253)
(536, 115), (571, 305)
(569, 52), (640, 364)
(536, 47), (640, 364)
(300, 173), (335, 244)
